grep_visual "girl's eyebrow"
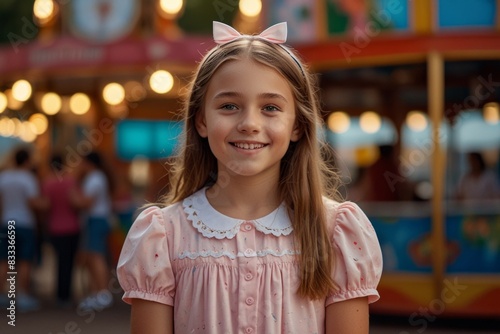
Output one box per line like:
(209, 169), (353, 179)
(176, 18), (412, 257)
(213, 91), (289, 103)
(259, 92), (288, 103)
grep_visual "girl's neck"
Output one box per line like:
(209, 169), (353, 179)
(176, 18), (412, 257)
(206, 177), (281, 220)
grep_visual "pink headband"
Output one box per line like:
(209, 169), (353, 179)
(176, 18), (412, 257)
(212, 21), (304, 75)
(213, 21), (287, 45)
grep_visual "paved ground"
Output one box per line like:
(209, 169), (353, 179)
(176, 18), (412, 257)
(1, 244), (498, 334)
(0, 299), (130, 334)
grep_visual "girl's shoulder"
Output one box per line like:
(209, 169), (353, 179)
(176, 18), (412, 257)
(139, 200), (187, 225)
(322, 196), (362, 216)
(322, 196), (373, 231)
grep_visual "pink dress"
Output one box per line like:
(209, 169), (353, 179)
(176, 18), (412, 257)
(117, 188), (382, 333)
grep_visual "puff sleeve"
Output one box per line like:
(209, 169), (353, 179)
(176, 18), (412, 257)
(326, 201), (383, 306)
(117, 206), (175, 306)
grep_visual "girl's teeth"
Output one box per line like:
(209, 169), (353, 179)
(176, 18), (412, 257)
(235, 143), (263, 149)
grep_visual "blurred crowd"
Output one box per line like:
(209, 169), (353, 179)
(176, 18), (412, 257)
(347, 145), (500, 203)
(0, 145), (136, 313)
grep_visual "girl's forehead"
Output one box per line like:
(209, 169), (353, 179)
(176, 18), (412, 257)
(215, 57), (273, 74)
(207, 58), (291, 91)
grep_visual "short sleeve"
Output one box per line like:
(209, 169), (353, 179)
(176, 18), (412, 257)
(117, 206), (175, 306)
(83, 173), (104, 198)
(326, 202), (383, 306)
(25, 173), (39, 198)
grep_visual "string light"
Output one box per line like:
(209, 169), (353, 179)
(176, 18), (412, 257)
(406, 111), (428, 132)
(12, 80), (32, 102)
(70, 93), (91, 115)
(149, 70), (174, 94)
(33, 0), (56, 25)
(239, 0), (262, 17)
(359, 111), (381, 134)
(158, 0), (183, 18)
(327, 111), (350, 133)
(103, 83), (125, 105)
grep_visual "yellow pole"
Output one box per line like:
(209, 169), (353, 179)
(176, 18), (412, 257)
(413, 0), (433, 34)
(316, 0), (328, 41)
(428, 51), (445, 300)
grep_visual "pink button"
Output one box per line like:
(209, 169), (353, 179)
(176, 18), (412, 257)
(245, 273), (253, 281)
(245, 297), (254, 305)
(245, 327), (253, 333)
(244, 248), (253, 255)
(240, 223), (253, 231)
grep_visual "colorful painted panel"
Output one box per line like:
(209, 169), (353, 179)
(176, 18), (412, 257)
(326, 0), (410, 36)
(446, 214), (500, 273)
(266, 0), (318, 42)
(370, 216), (432, 273)
(437, 0), (497, 29)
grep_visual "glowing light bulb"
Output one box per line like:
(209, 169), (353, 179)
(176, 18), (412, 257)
(149, 70), (174, 94)
(359, 111), (381, 134)
(41, 92), (62, 115)
(103, 83), (125, 105)
(159, 0), (183, 16)
(0, 118), (15, 137)
(406, 111), (428, 132)
(483, 102), (499, 124)
(12, 80), (32, 102)
(239, 0), (262, 17)
(327, 111), (350, 133)
(0, 92), (7, 113)
(29, 113), (49, 135)
(34, 0), (55, 24)
(70, 93), (91, 115)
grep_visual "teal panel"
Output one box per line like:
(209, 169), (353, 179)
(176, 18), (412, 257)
(438, 0), (496, 28)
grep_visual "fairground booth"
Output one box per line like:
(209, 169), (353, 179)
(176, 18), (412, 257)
(0, 0), (499, 318)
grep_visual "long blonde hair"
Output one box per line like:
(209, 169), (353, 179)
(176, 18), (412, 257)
(163, 37), (342, 300)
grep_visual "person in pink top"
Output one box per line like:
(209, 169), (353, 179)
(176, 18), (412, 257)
(117, 21), (383, 334)
(42, 154), (81, 307)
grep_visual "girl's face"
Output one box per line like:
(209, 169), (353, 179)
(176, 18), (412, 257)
(197, 58), (301, 182)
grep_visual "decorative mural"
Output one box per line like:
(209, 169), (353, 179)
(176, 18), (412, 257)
(326, 0), (409, 36)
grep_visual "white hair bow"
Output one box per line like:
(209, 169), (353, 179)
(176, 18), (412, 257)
(213, 21), (287, 45)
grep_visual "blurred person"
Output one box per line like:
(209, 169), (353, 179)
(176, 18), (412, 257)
(0, 147), (45, 312)
(108, 172), (136, 267)
(42, 154), (81, 308)
(113, 172), (136, 233)
(347, 166), (369, 201)
(73, 151), (114, 311)
(364, 144), (404, 201)
(455, 152), (500, 201)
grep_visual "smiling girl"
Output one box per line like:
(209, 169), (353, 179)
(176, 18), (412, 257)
(117, 22), (382, 334)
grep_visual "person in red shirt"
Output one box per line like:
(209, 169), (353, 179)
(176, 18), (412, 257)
(42, 154), (81, 307)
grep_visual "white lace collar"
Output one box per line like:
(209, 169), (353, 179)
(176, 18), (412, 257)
(183, 188), (293, 239)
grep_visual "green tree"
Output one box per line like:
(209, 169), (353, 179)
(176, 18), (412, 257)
(178, 0), (237, 35)
(0, 0), (37, 46)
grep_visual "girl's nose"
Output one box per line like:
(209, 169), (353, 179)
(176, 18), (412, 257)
(237, 110), (260, 133)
